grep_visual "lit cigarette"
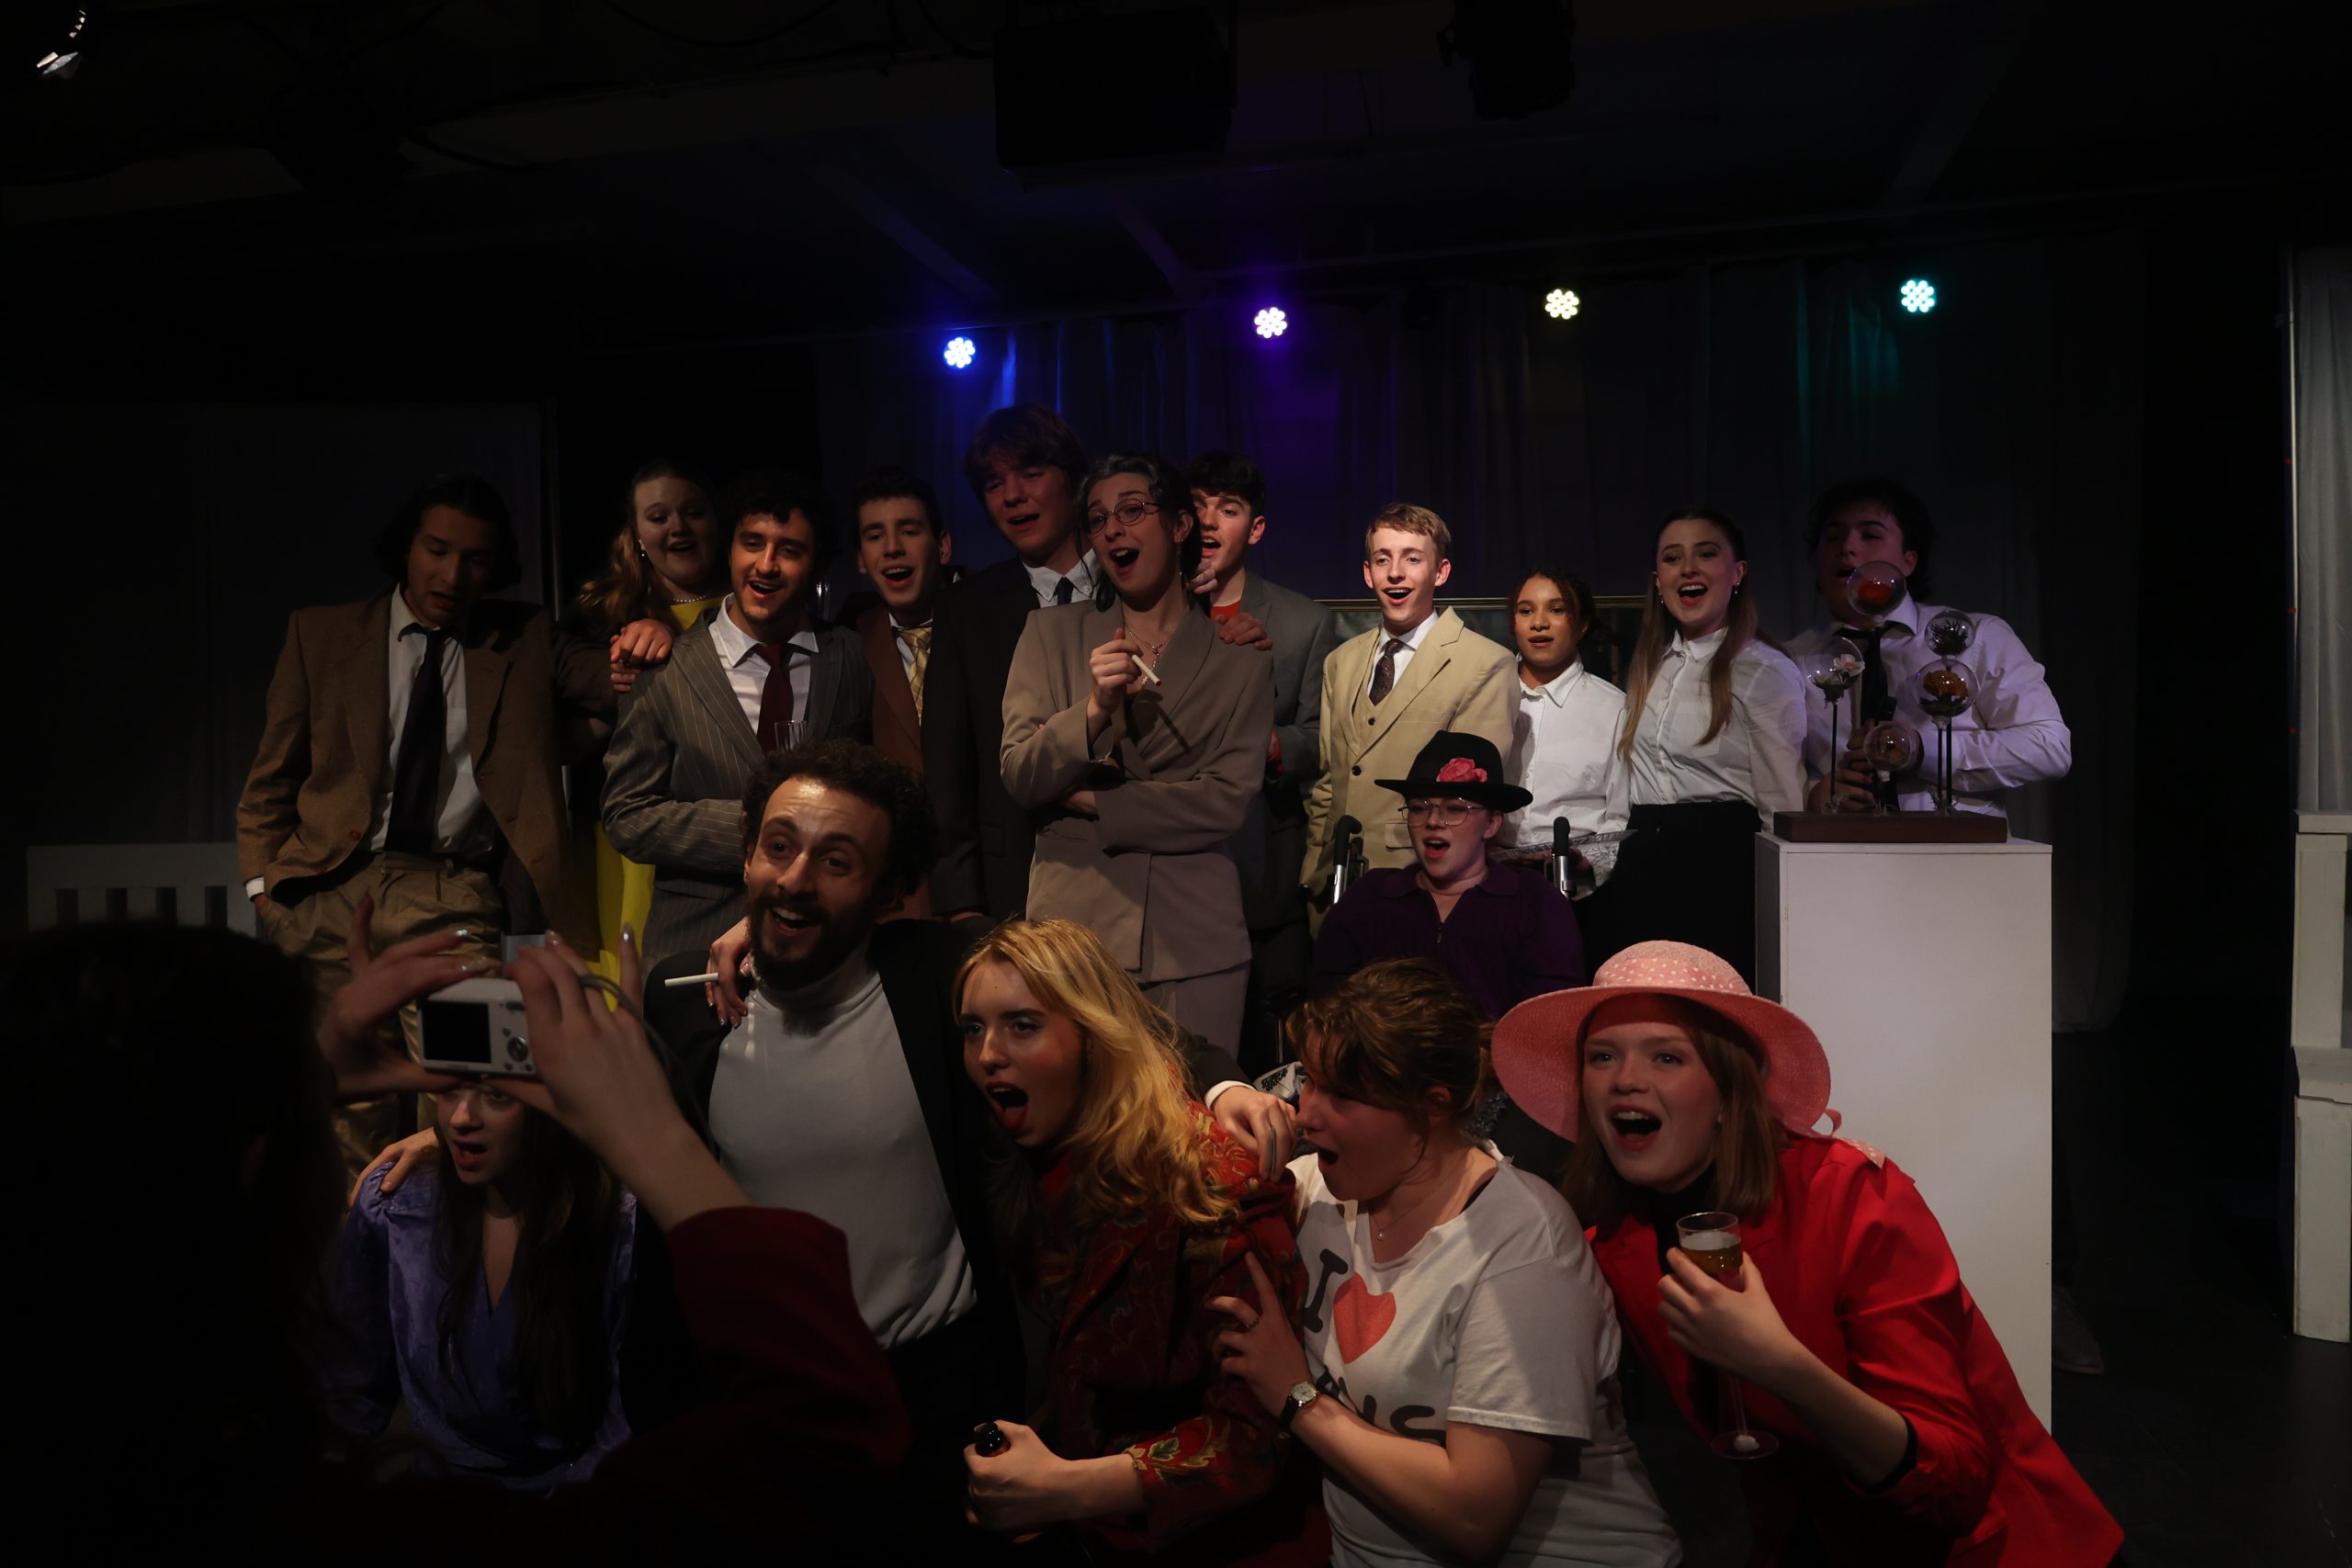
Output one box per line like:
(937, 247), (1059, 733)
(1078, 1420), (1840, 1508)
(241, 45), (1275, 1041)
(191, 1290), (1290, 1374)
(663, 972), (721, 988)
(1130, 654), (1161, 685)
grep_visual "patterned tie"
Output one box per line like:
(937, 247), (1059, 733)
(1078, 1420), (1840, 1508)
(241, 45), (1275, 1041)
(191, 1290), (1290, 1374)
(386, 626), (449, 854)
(751, 642), (797, 753)
(1053, 577), (1075, 606)
(1369, 637), (1408, 705)
(899, 624), (932, 723)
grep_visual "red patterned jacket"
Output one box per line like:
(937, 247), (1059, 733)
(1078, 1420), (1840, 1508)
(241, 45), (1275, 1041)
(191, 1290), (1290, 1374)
(1593, 1137), (2122, 1566)
(1033, 1111), (1324, 1564)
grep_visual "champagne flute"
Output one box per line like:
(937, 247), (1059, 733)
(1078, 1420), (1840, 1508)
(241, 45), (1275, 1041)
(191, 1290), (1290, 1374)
(1676, 1211), (1780, 1461)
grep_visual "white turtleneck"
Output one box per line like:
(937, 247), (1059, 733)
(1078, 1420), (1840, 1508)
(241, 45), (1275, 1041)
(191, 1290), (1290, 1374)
(708, 942), (977, 1348)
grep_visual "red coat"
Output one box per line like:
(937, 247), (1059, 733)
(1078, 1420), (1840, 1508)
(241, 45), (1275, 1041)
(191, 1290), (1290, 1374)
(1035, 1113), (1325, 1565)
(1592, 1137), (2121, 1567)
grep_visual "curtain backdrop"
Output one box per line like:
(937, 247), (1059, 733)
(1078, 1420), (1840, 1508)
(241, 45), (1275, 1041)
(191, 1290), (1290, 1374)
(2295, 246), (2351, 816)
(819, 231), (2147, 1029)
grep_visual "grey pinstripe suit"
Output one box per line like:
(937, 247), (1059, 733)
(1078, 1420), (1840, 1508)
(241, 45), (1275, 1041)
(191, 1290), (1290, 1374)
(601, 615), (872, 966)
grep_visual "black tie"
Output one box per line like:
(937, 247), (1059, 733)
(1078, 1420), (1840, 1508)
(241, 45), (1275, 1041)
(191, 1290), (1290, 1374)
(1054, 577), (1074, 605)
(1369, 637), (1408, 705)
(1855, 626), (1894, 723)
(386, 627), (449, 855)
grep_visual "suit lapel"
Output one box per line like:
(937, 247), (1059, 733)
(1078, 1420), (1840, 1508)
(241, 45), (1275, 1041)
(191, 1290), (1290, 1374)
(1379, 609), (1457, 721)
(678, 625), (764, 770)
(862, 610), (921, 753)
(462, 614), (513, 766)
(345, 592), (394, 789)
(802, 634), (837, 737)
(1124, 608), (1216, 775)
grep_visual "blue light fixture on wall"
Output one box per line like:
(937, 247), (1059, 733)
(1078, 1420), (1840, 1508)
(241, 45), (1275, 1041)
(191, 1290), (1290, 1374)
(943, 334), (978, 368)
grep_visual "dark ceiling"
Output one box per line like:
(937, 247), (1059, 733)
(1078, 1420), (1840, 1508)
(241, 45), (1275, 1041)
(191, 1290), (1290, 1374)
(3, 0), (2343, 373)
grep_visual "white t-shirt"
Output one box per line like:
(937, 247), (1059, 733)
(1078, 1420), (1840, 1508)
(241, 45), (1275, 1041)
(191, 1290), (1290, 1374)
(1290, 1149), (1681, 1568)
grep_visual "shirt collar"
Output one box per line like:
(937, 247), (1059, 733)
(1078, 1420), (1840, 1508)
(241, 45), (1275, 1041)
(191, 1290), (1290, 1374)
(1023, 551), (1101, 605)
(1828, 592), (1922, 640)
(1668, 625), (1730, 661)
(390, 587), (461, 640)
(1520, 658), (1586, 705)
(712, 596), (819, 668)
(1380, 609), (1438, 651)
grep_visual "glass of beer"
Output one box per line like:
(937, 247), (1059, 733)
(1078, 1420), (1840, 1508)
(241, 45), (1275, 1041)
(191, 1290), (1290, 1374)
(1676, 1211), (1780, 1461)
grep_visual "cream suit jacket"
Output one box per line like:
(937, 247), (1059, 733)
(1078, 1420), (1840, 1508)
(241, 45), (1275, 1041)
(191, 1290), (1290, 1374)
(1001, 602), (1274, 982)
(1302, 607), (1518, 890)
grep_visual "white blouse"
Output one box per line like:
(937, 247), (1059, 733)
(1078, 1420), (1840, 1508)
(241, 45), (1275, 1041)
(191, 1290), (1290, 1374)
(1626, 627), (1807, 825)
(1507, 660), (1631, 878)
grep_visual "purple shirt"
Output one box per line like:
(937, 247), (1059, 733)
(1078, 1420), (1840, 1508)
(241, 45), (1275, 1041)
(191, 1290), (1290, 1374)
(326, 1163), (635, 1493)
(1311, 860), (1588, 1020)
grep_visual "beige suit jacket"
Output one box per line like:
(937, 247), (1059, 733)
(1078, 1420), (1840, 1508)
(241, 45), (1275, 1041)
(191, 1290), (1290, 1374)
(235, 590), (614, 942)
(1001, 603), (1274, 982)
(1302, 607), (1518, 888)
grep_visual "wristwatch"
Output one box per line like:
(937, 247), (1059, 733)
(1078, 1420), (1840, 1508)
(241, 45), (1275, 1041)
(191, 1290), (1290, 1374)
(1277, 1380), (1320, 1431)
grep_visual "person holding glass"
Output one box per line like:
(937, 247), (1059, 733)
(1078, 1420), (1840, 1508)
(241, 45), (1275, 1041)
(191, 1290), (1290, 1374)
(1490, 942), (2121, 1566)
(1001, 453), (1275, 1056)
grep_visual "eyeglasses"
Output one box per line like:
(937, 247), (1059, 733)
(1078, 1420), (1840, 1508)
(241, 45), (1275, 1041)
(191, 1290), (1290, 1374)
(1083, 498), (1160, 536)
(1404, 801), (1479, 827)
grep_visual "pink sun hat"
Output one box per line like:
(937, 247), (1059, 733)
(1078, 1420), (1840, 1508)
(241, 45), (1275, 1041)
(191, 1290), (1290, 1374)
(1491, 942), (1834, 1142)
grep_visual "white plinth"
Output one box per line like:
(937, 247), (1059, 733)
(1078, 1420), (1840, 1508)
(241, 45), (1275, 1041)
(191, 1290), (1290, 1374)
(1757, 832), (2053, 1425)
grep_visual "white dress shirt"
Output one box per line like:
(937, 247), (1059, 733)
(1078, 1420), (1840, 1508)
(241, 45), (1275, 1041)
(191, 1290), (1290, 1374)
(374, 590), (491, 856)
(1023, 551), (1102, 608)
(708, 596), (820, 734)
(1363, 609), (1437, 699)
(1627, 627), (1808, 825)
(709, 947), (978, 1349)
(1507, 660), (1632, 880)
(1786, 596), (2071, 816)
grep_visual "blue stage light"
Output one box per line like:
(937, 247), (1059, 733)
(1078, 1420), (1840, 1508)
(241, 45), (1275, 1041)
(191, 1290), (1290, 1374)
(1899, 279), (1937, 314)
(1253, 307), (1288, 340)
(943, 335), (977, 368)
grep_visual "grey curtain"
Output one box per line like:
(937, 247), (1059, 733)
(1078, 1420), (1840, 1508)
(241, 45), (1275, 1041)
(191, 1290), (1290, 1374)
(816, 232), (2146, 1029)
(2296, 246), (2352, 816)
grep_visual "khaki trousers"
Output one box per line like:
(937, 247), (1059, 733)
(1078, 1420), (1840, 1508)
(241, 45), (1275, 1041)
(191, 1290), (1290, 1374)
(261, 852), (504, 1180)
(1142, 960), (1251, 1065)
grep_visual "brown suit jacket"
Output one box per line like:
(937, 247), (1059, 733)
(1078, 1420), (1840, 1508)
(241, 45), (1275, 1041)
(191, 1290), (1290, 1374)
(235, 590), (615, 942)
(1001, 603), (1274, 982)
(1301, 607), (1518, 888)
(854, 602), (933, 920)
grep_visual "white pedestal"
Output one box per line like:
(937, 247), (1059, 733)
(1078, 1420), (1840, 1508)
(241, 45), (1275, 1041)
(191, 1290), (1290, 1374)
(1757, 833), (2053, 1425)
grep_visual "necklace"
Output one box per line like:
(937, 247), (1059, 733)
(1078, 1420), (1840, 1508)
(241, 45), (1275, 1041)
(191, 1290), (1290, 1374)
(1122, 616), (1173, 668)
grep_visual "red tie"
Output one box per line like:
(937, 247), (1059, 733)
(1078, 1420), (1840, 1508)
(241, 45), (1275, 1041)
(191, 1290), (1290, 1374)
(752, 642), (797, 753)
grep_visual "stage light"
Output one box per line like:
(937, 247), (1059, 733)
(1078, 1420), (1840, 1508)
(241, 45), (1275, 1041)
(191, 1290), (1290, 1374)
(1900, 278), (1937, 314)
(943, 335), (978, 369)
(1544, 288), (1581, 321)
(1253, 307), (1288, 340)
(28, 6), (89, 78)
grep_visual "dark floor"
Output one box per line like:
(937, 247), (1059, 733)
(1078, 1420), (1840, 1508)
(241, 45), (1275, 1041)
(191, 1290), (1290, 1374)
(1624, 1011), (2352, 1567)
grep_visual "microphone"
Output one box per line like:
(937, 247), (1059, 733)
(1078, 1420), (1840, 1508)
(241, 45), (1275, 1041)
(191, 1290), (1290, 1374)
(1551, 818), (1573, 896)
(1331, 815), (1363, 902)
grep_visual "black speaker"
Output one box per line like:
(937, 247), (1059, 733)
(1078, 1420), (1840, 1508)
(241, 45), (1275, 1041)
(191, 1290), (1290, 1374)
(993, 7), (1234, 175)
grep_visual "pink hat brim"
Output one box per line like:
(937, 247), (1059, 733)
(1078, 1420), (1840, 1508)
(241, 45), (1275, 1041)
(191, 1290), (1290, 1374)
(1491, 984), (1833, 1143)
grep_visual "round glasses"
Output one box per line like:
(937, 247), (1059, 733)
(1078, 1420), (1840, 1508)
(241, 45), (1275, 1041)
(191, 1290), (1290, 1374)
(1404, 800), (1480, 827)
(1083, 498), (1160, 536)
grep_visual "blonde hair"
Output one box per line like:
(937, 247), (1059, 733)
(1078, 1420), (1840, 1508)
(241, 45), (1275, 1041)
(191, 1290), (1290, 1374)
(572, 460), (719, 636)
(1559, 998), (1788, 1228)
(1617, 508), (1767, 762)
(956, 920), (1238, 1257)
(1363, 502), (1453, 562)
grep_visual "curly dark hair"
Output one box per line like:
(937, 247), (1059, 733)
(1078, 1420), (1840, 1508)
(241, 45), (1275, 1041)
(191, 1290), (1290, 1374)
(370, 473), (523, 592)
(1182, 450), (1267, 514)
(739, 739), (940, 897)
(722, 468), (839, 570)
(849, 467), (947, 537)
(1806, 477), (1938, 599)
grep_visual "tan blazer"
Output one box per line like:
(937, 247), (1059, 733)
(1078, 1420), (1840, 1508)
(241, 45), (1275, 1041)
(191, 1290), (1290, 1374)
(1302, 607), (1518, 888)
(236, 590), (615, 942)
(855, 602), (933, 920)
(1001, 603), (1274, 982)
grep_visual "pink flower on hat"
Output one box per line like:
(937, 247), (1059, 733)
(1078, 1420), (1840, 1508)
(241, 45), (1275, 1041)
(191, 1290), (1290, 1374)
(1435, 758), (1487, 784)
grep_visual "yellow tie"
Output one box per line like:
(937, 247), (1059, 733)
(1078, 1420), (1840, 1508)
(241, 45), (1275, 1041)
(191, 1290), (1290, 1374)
(899, 624), (932, 723)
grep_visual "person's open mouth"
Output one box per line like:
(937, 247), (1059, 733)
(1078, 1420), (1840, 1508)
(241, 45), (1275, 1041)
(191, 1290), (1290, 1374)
(1001, 508), (1041, 536)
(744, 575), (786, 609)
(1608, 1108), (1663, 1152)
(1107, 546), (1141, 572)
(448, 1136), (489, 1173)
(1419, 835), (1452, 859)
(880, 565), (915, 587)
(1675, 581), (1709, 604)
(1382, 585), (1413, 604)
(762, 904), (819, 942)
(985, 1081), (1030, 1134)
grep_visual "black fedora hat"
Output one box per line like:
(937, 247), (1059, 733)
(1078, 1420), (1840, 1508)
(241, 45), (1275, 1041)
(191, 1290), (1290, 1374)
(1374, 731), (1532, 812)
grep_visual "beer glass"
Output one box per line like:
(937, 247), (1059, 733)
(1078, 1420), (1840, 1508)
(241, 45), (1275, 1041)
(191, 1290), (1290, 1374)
(1677, 1211), (1780, 1460)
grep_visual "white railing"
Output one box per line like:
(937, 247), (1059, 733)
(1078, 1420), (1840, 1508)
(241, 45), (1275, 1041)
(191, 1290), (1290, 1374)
(25, 844), (256, 939)
(2291, 811), (2351, 1343)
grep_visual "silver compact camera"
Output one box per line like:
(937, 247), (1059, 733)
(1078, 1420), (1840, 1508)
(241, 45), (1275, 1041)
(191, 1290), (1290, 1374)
(417, 977), (537, 1077)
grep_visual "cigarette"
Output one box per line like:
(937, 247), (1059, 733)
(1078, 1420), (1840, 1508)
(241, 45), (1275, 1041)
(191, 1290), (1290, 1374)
(663, 972), (721, 988)
(1130, 654), (1161, 685)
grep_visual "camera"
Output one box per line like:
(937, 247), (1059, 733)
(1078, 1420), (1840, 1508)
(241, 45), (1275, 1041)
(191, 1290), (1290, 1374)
(417, 977), (537, 1077)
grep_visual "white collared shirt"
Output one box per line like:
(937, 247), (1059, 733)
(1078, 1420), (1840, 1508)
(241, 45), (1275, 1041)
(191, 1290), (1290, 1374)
(1363, 609), (1438, 699)
(710, 949), (978, 1349)
(1627, 627), (1807, 825)
(1786, 595), (2071, 816)
(1508, 660), (1632, 876)
(1023, 551), (1102, 609)
(708, 596), (820, 734)
(371, 589), (491, 857)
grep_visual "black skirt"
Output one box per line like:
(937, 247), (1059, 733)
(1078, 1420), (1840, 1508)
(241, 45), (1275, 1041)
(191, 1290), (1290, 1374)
(1577, 798), (1766, 986)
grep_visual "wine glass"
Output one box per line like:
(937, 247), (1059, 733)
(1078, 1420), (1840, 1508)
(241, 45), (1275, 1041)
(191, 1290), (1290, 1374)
(1676, 1212), (1780, 1460)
